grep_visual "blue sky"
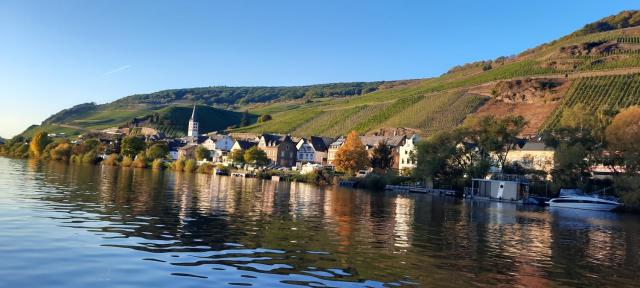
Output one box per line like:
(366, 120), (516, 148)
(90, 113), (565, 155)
(0, 0), (637, 138)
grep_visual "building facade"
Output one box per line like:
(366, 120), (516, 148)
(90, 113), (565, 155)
(258, 134), (297, 167)
(296, 139), (316, 164)
(327, 137), (345, 165)
(399, 134), (419, 171)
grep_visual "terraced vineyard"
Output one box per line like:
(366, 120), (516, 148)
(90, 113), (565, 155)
(543, 73), (640, 130)
(382, 90), (488, 134)
(292, 103), (392, 137)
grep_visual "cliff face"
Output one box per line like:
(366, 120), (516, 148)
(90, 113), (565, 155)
(492, 78), (570, 104)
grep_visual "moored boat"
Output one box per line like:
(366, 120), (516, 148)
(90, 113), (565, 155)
(547, 195), (620, 211)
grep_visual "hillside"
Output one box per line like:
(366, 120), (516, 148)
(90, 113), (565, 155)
(22, 10), (640, 139)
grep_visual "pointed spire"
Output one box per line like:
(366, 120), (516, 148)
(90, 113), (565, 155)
(190, 103), (197, 122)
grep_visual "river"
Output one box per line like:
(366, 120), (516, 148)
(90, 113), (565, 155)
(0, 157), (639, 287)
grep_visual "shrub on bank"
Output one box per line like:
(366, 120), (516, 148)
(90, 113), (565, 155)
(184, 159), (197, 173)
(102, 154), (119, 166)
(50, 143), (72, 162)
(151, 159), (164, 170)
(81, 152), (98, 164)
(172, 158), (185, 171)
(132, 153), (147, 168)
(615, 176), (640, 212)
(69, 154), (81, 164)
(215, 164), (230, 174)
(121, 156), (133, 167)
(197, 162), (215, 174)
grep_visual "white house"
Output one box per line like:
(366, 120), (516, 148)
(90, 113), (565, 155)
(202, 134), (235, 163)
(296, 138), (316, 164)
(399, 134), (419, 171)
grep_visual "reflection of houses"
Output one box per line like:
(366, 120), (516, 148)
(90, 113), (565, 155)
(258, 134), (297, 167)
(399, 134), (419, 171)
(506, 140), (554, 173)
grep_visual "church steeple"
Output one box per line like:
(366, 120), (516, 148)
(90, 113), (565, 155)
(190, 103), (197, 122)
(187, 103), (199, 138)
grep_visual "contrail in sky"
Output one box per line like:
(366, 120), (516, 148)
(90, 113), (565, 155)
(103, 65), (132, 75)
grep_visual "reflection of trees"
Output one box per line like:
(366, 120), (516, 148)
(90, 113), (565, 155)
(24, 159), (640, 287)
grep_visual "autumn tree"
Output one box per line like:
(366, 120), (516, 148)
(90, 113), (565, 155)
(29, 131), (51, 158)
(333, 131), (369, 175)
(606, 106), (640, 172)
(244, 147), (268, 166)
(370, 141), (392, 171)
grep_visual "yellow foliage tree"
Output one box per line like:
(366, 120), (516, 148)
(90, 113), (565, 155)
(29, 131), (50, 158)
(333, 131), (369, 175)
(606, 106), (640, 171)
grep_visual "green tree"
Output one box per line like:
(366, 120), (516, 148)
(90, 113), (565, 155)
(29, 131), (51, 158)
(243, 147), (268, 166)
(230, 149), (245, 164)
(121, 136), (145, 158)
(465, 115), (527, 170)
(414, 129), (468, 186)
(146, 143), (169, 160)
(333, 131), (369, 175)
(544, 107), (602, 187)
(258, 114), (272, 123)
(195, 145), (210, 161)
(370, 141), (392, 170)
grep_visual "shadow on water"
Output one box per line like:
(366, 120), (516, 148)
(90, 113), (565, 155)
(1, 157), (640, 287)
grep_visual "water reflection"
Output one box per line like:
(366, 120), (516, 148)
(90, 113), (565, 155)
(0, 158), (639, 287)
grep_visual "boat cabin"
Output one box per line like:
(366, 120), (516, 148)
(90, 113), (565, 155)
(467, 174), (529, 202)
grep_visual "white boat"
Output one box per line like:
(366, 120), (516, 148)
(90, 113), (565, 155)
(548, 195), (620, 211)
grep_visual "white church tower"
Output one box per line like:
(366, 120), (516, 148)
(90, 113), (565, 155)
(187, 104), (199, 138)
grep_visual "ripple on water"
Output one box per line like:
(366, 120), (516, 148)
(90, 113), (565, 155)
(1, 158), (640, 287)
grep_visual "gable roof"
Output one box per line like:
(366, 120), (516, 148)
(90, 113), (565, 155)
(360, 135), (406, 148)
(260, 133), (282, 146)
(516, 141), (553, 152)
(235, 140), (257, 150)
(310, 136), (334, 151)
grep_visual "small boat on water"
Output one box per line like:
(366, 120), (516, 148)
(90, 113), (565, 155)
(548, 195), (620, 211)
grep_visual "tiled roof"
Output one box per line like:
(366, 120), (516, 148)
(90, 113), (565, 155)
(235, 140), (257, 150)
(310, 136), (334, 151)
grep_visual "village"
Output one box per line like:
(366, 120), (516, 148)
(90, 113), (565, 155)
(48, 105), (558, 194)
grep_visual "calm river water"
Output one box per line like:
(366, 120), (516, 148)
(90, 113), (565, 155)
(1, 157), (639, 287)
